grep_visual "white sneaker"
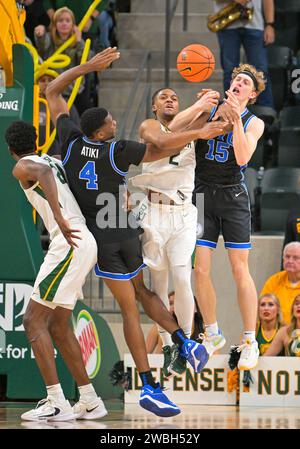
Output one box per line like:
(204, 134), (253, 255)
(73, 397), (108, 420)
(21, 398), (75, 422)
(237, 339), (259, 370)
(200, 330), (226, 356)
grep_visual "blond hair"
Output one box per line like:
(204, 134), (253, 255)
(50, 7), (76, 47)
(231, 63), (266, 104)
(256, 293), (285, 334)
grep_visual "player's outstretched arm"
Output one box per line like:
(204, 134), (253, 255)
(139, 119), (225, 157)
(46, 47), (120, 126)
(141, 121), (226, 162)
(13, 160), (81, 248)
(263, 327), (286, 356)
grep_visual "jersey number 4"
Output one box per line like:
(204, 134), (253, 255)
(205, 139), (229, 163)
(79, 161), (98, 190)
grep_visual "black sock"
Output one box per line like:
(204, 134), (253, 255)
(139, 371), (157, 388)
(171, 328), (187, 350)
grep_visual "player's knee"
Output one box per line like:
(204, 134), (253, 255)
(194, 264), (211, 280)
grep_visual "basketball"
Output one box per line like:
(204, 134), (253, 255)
(177, 44), (215, 83)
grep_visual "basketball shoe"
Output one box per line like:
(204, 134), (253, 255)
(73, 396), (108, 420)
(180, 339), (209, 373)
(200, 330), (226, 356)
(139, 383), (181, 417)
(237, 339), (259, 370)
(21, 398), (74, 421)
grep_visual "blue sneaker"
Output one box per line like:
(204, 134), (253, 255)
(139, 383), (181, 417)
(181, 339), (209, 373)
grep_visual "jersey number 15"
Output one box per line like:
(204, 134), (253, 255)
(79, 161), (98, 190)
(205, 139), (229, 163)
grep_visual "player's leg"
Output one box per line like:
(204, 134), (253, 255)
(194, 246), (217, 325)
(132, 271), (209, 374)
(48, 306), (107, 420)
(104, 277), (181, 417)
(222, 184), (259, 369)
(149, 268), (173, 345)
(21, 300), (74, 421)
(228, 248), (259, 369)
(171, 262), (194, 338)
(23, 299), (59, 385)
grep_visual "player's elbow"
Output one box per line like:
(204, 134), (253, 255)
(45, 79), (57, 100)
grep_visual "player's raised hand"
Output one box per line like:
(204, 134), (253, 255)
(87, 47), (120, 72)
(55, 216), (82, 248)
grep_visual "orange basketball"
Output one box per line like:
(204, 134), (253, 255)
(177, 44), (215, 83)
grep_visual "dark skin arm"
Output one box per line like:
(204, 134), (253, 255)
(140, 119), (226, 162)
(13, 159), (81, 248)
(46, 47), (120, 125)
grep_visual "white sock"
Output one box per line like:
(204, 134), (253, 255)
(78, 383), (98, 403)
(151, 268), (173, 346)
(205, 322), (219, 336)
(46, 383), (66, 403)
(159, 330), (173, 348)
(243, 331), (256, 343)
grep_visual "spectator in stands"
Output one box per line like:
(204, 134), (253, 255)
(260, 242), (300, 324)
(21, 0), (50, 44)
(256, 293), (284, 355)
(34, 6), (93, 114)
(263, 295), (300, 356)
(211, 0), (275, 108)
(38, 71), (80, 155)
(42, 0), (110, 52)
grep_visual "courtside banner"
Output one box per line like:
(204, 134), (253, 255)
(124, 354), (236, 405)
(240, 357), (300, 407)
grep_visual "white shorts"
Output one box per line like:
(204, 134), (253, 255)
(138, 199), (197, 270)
(31, 224), (97, 310)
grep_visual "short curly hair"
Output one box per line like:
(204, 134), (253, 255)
(231, 63), (266, 104)
(80, 107), (109, 138)
(5, 121), (37, 155)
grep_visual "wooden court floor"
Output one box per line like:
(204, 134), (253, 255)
(0, 400), (300, 429)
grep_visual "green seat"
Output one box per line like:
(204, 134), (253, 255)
(260, 168), (300, 231)
(267, 45), (294, 112)
(275, 0), (300, 12)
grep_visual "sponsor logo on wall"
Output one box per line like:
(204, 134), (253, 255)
(75, 310), (101, 379)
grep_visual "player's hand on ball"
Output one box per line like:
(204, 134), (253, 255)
(196, 90), (220, 113)
(55, 216), (82, 248)
(88, 47), (120, 72)
(198, 122), (226, 140)
(34, 25), (46, 37)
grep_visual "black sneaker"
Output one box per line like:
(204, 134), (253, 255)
(162, 345), (172, 377)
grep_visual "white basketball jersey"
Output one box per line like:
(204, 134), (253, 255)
(21, 154), (85, 240)
(131, 123), (196, 204)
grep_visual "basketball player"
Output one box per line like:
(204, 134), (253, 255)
(45, 47), (217, 417)
(130, 87), (222, 376)
(5, 121), (106, 422)
(192, 64), (266, 370)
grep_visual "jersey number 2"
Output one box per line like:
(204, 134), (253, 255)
(79, 161), (98, 190)
(205, 139), (229, 163)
